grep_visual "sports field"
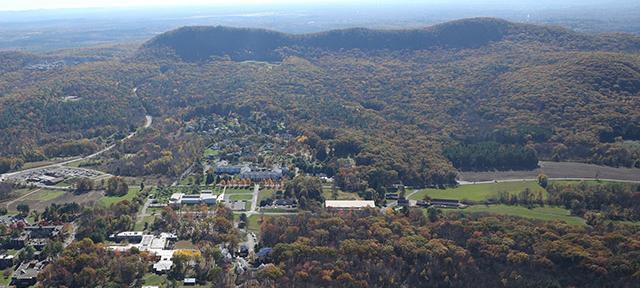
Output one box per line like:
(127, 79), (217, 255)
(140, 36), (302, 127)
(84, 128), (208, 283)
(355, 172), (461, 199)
(409, 181), (546, 202)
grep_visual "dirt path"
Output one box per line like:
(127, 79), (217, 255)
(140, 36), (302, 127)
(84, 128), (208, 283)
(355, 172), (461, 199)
(4, 188), (42, 209)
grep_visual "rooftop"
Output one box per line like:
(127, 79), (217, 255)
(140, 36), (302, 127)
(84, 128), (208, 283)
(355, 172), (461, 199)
(325, 200), (376, 209)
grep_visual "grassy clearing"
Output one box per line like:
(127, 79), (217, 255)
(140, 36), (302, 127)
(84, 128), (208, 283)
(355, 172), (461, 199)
(99, 187), (142, 206)
(0, 268), (12, 286)
(179, 175), (203, 186)
(446, 205), (585, 226)
(6, 188), (36, 200)
(247, 214), (263, 233)
(134, 215), (156, 231)
(258, 189), (274, 202)
(25, 189), (65, 201)
(21, 160), (57, 170)
(322, 188), (362, 200)
(409, 181), (546, 202)
(229, 194), (252, 201)
(224, 187), (253, 194)
(142, 273), (166, 286)
(203, 148), (220, 158)
(147, 207), (165, 214)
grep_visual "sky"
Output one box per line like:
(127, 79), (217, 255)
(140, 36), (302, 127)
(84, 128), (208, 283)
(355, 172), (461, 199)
(0, 0), (354, 11)
(0, 0), (631, 12)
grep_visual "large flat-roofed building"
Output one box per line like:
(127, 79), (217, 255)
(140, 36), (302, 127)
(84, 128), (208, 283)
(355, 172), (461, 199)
(215, 164), (251, 175)
(110, 231), (144, 243)
(239, 171), (282, 181)
(11, 260), (48, 287)
(169, 193), (217, 206)
(325, 200), (376, 210)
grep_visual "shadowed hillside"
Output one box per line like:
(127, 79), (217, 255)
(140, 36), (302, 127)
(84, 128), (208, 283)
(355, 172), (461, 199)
(140, 18), (640, 62)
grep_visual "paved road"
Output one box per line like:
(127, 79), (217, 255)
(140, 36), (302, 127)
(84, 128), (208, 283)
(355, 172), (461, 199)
(249, 184), (259, 215)
(1, 115), (152, 181)
(172, 162), (195, 186)
(136, 198), (153, 223)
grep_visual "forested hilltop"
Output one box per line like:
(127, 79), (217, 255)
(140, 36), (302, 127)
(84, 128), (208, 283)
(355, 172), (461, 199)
(140, 18), (640, 62)
(1, 18), (640, 187)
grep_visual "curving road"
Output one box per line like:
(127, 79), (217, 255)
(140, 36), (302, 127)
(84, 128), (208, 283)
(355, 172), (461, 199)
(1, 115), (152, 181)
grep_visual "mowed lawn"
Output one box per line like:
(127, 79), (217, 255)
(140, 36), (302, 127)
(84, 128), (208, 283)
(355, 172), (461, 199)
(322, 188), (362, 200)
(99, 187), (142, 206)
(229, 194), (253, 201)
(134, 215), (156, 231)
(446, 204), (586, 226)
(409, 181), (546, 202)
(224, 187), (254, 194)
(25, 189), (65, 201)
(203, 147), (219, 158)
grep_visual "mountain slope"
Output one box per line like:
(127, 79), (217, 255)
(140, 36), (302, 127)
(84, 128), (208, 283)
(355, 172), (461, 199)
(2, 18), (639, 182)
(140, 18), (640, 62)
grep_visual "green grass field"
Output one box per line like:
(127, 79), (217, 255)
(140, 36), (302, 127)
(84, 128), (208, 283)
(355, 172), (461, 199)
(203, 148), (220, 158)
(224, 187), (253, 194)
(409, 181), (546, 202)
(322, 188), (362, 200)
(142, 273), (166, 286)
(258, 189), (274, 202)
(179, 175), (203, 186)
(229, 194), (252, 201)
(99, 187), (142, 206)
(26, 189), (65, 201)
(0, 268), (12, 286)
(134, 215), (156, 231)
(247, 214), (264, 233)
(446, 205), (585, 226)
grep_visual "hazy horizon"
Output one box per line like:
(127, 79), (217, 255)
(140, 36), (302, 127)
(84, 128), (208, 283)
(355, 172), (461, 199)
(1, 0), (637, 12)
(1, 0), (638, 52)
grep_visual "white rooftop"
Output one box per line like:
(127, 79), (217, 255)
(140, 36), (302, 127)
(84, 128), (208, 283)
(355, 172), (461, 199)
(325, 200), (376, 208)
(153, 260), (173, 272)
(112, 231), (144, 238)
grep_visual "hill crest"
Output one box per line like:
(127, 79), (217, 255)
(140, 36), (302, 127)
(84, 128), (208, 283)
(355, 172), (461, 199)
(140, 18), (640, 62)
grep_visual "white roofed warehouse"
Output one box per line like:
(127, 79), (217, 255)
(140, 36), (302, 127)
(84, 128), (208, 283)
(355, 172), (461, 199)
(325, 200), (376, 210)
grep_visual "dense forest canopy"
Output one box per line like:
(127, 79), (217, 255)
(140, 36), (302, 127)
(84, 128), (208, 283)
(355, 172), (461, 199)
(257, 210), (640, 288)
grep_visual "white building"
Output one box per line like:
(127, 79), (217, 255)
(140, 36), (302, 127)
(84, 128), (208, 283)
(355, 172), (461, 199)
(169, 193), (217, 206)
(108, 232), (178, 274)
(325, 200), (376, 210)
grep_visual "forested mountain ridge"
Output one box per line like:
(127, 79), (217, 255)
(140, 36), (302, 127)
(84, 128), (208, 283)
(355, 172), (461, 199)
(1, 18), (639, 186)
(140, 17), (640, 62)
